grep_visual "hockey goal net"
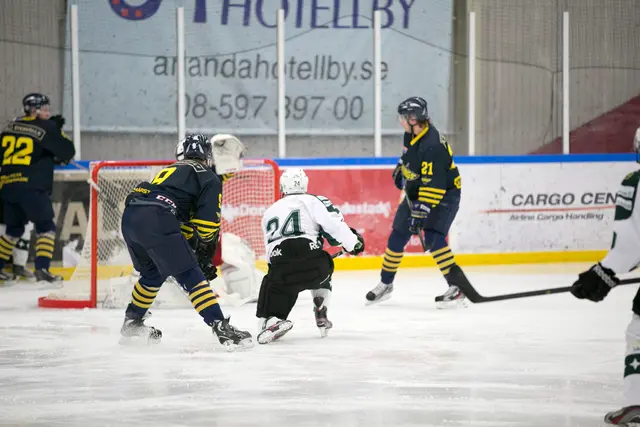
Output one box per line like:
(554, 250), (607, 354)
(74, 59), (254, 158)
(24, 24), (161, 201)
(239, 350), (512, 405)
(38, 159), (280, 309)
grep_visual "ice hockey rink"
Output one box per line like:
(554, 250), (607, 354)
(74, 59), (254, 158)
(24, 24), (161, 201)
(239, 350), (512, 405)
(0, 263), (635, 427)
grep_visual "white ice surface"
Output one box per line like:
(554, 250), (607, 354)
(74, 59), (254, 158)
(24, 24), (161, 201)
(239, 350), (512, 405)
(0, 263), (635, 427)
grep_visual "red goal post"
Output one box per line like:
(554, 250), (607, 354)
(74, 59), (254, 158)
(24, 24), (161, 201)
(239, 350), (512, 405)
(38, 158), (280, 309)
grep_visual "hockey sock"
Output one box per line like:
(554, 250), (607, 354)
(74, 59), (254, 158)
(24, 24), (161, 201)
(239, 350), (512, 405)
(0, 235), (18, 270)
(624, 313), (640, 406)
(35, 232), (56, 270)
(429, 236), (457, 277)
(174, 266), (224, 325)
(189, 281), (224, 325)
(311, 288), (331, 308)
(12, 223), (32, 267)
(380, 230), (410, 284)
(126, 281), (162, 318)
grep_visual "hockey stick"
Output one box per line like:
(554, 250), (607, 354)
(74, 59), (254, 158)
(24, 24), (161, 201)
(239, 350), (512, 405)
(411, 227), (640, 303)
(449, 276), (640, 303)
(331, 249), (345, 259)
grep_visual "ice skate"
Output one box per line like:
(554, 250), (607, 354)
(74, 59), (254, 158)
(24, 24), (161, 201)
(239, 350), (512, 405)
(120, 313), (162, 344)
(12, 265), (36, 282)
(213, 317), (253, 351)
(605, 406), (640, 426)
(34, 268), (63, 283)
(365, 282), (394, 305)
(257, 317), (293, 345)
(0, 270), (14, 285)
(313, 297), (333, 338)
(435, 285), (468, 309)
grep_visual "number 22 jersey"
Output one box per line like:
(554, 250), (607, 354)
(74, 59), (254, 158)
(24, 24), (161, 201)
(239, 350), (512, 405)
(0, 116), (75, 193)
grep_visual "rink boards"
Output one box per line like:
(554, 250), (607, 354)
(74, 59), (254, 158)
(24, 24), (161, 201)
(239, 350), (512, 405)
(54, 153), (636, 273)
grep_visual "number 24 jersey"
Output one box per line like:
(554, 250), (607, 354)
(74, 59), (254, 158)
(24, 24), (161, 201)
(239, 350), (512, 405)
(261, 194), (358, 263)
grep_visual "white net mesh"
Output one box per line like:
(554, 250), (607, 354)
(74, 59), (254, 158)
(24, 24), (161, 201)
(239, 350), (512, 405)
(41, 159), (277, 308)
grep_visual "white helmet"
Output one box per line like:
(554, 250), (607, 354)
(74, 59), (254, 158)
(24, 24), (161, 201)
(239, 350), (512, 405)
(280, 168), (309, 195)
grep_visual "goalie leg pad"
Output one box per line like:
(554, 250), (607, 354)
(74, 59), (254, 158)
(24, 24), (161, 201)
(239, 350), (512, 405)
(219, 232), (259, 300)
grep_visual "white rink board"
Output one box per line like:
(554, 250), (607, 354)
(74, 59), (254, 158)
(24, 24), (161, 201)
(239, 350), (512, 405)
(453, 161), (638, 253)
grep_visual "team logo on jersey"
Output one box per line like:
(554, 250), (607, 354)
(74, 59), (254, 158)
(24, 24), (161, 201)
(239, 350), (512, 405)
(270, 248), (283, 258)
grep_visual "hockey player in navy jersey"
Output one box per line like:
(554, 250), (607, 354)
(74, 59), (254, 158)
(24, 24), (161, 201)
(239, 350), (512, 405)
(120, 134), (253, 350)
(366, 96), (472, 309)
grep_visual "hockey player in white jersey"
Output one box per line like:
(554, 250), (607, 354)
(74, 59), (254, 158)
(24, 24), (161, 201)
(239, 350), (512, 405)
(570, 127), (640, 426)
(256, 168), (364, 344)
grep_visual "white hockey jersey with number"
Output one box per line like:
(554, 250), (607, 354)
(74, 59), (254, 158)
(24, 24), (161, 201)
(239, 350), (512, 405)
(261, 194), (359, 263)
(601, 169), (640, 274)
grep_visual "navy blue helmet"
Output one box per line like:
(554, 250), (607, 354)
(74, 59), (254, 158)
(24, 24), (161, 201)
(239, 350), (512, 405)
(22, 93), (50, 114)
(397, 96), (429, 122)
(176, 134), (213, 168)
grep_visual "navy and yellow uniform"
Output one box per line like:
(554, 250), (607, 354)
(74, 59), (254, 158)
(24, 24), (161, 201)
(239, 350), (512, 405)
(121, 159), (224, 325)
(380, 123), (462, 284)
(0, 113), (75, 273)
(119, 134), (253, 348)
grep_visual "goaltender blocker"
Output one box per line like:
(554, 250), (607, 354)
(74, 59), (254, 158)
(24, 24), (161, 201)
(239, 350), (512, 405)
(256, 168), (364, 344)
(570, 127), (640, 426)
(120, 134), (252, 350)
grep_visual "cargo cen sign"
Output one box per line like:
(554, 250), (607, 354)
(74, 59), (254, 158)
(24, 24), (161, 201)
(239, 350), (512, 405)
(511, 192), (616, 207)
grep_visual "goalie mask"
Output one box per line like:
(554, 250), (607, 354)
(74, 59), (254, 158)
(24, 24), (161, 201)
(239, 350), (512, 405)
(176, 134), (213, 168)
(210, 134), (246, 175)
(280, 168), (309, 195)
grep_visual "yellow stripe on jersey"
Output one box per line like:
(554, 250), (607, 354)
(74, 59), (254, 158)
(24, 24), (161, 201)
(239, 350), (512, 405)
(191, 219), (220, 228)
(190, 218), (220, 240)
(409, 125), (429, 146)
(181, 224), (194, 240)
(418, 187), (446, 206)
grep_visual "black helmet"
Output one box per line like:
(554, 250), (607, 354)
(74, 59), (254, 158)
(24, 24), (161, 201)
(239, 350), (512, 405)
(22, 93), (50, 114)
(397, 96), (429, 122)
(176, 134), (213, 168)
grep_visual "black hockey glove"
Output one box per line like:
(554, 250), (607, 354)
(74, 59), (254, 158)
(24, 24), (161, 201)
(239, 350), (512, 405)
(392, 162), (404, 190)
(50, 114), (65, 130)
(408, 201), (430, 234)
(347, 227), (365, 256)
(570, 263), (619, 302)
(195, 240), (218, 281)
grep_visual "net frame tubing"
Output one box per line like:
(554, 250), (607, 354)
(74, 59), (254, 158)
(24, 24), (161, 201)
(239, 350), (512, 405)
(38, 158), (280, 309)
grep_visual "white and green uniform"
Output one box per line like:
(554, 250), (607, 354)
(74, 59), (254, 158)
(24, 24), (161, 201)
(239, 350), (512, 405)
(603, 170), (640, 408)
(261, 194), (358, 264)
(602, 170), (640, 274)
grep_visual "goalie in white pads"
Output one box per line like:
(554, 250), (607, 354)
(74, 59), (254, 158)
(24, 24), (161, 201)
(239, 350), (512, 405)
(256, 168), (364, 344)
(212, 232), (261, 304)
(570, 127), (640, 426)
